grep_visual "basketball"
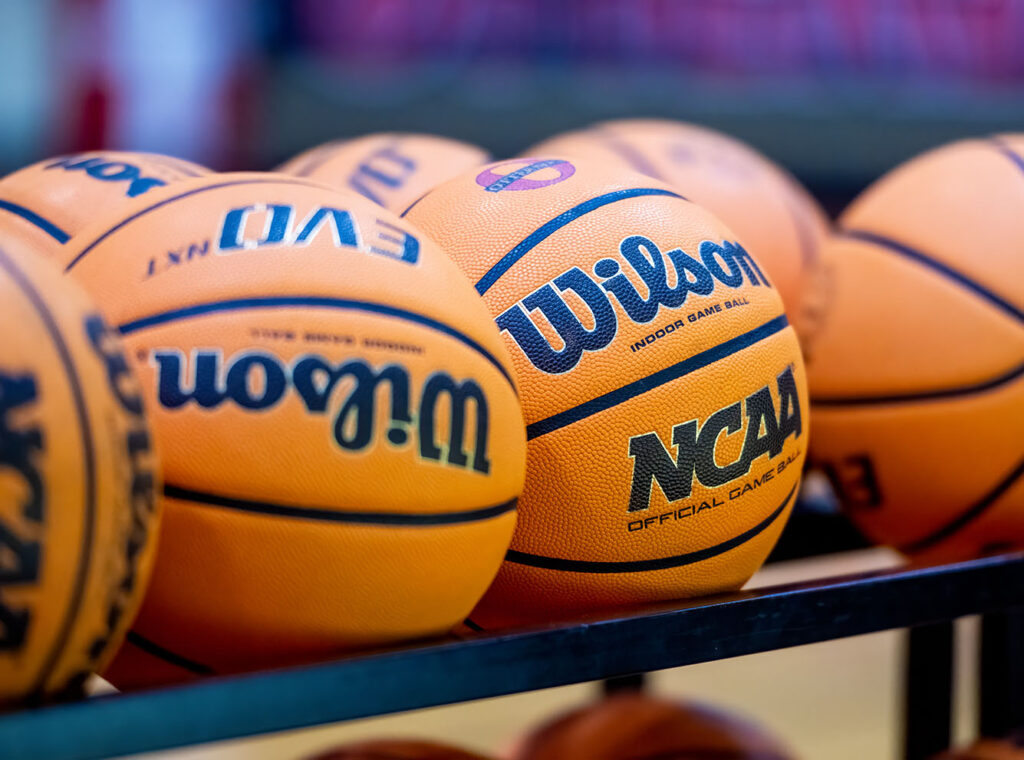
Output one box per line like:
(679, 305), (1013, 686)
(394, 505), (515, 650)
(60, 173), (525, 685)
(0, 151), (208, 258)
(407, 157), (807, 627)
(934, 739), (1024, 759)
(308, 739), (493, 760)
(524, 120), (830, 341)
(514, 692), (797, 760)
(278, 133), (490, 215)
(806, 136), (1024, 562)
(0, 239), (160, 704)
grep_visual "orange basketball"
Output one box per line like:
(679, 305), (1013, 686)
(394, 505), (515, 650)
(308, 739), (493, 760)
(407, 157), (807, 627)
(278, 133), (490, 215)
(934, 739), (1024, 759)
(0, 151), (208, 258)
(59, 173), (525, 685)
(514, 693), (798, 760)
(0, 239), (160, 704)
(806, 136), (1024, 563)
(525, 120), (829, 341)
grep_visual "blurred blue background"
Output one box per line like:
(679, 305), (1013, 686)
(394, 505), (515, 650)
(2, 0), (1023, 208)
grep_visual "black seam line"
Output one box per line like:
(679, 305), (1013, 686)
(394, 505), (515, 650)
(462, 618), (485, 632)
(811, 361), (1024, 407)
(116, 295), (516, 390)
(63, 175), (333, 272)
(0, 199), (71, 243)
(291, 141), (346, 177)
(780, 183), (820, 270)
(526, 313), (790, 440)
(989, 135), (1024, 176)
(126, 632), (214, 675)
(592, 127), (667, 181)
(838, 229), (1024, 323)
(474, 187), (687, 295)
(505, 482), (797, 573)
(164, 485), (518, 527)
(901, 458), (1024, 555)
(0, 246), (98, 695)
(398, 189), (432, 218)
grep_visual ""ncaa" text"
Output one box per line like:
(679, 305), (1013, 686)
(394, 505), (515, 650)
(627, 366), (802, 512)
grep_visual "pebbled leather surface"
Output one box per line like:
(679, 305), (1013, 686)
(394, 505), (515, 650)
(62, 173), (526, 680)
(409, 157), (807, 626)
(806, 136), (1024, 562)
(525, 119), (830, 342)
(0, 240), (160, 701)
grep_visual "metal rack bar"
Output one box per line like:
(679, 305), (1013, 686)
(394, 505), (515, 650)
(1, 553), (1022, 760)
(601, 673), (647, 694)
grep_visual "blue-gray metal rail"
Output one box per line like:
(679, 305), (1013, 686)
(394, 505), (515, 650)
(2, 553), (1023, 760)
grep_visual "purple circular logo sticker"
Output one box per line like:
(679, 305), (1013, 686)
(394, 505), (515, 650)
(476, 158), (576, 192)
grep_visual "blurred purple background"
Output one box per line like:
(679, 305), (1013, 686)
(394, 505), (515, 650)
(2, 0), (1022, 203)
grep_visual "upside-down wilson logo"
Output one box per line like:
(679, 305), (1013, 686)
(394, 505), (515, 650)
(152, 350), (492, 474)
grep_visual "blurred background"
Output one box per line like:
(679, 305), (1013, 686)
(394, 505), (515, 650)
(4, 0), (1024, 214)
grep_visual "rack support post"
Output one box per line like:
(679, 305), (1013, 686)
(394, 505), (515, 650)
(903, 621), (954, 760)
(979, 606), (1024, 739)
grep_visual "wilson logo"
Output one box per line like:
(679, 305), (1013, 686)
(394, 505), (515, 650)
(151, 350), (491, 474)
(45, 156), (166, 198)
(497, 235), (770, 374)
(216, 204), (419, 264)
(627, 366), (802, 512)
(0, 371), (43, 652)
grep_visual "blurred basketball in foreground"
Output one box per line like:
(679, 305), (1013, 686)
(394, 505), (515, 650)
(525, 119), (829, 341)
(513, 692), (797, 760)
(65, 173), (525, 686)
(308, 739), (492, 760)
(278, 133), (490, 215)
(933, 738), (1024, 758)
(806, 136), (1024, 563)
(0, 239), (160, 704)
(0, 151), (208, 258)
(409, 157), (806, 628)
